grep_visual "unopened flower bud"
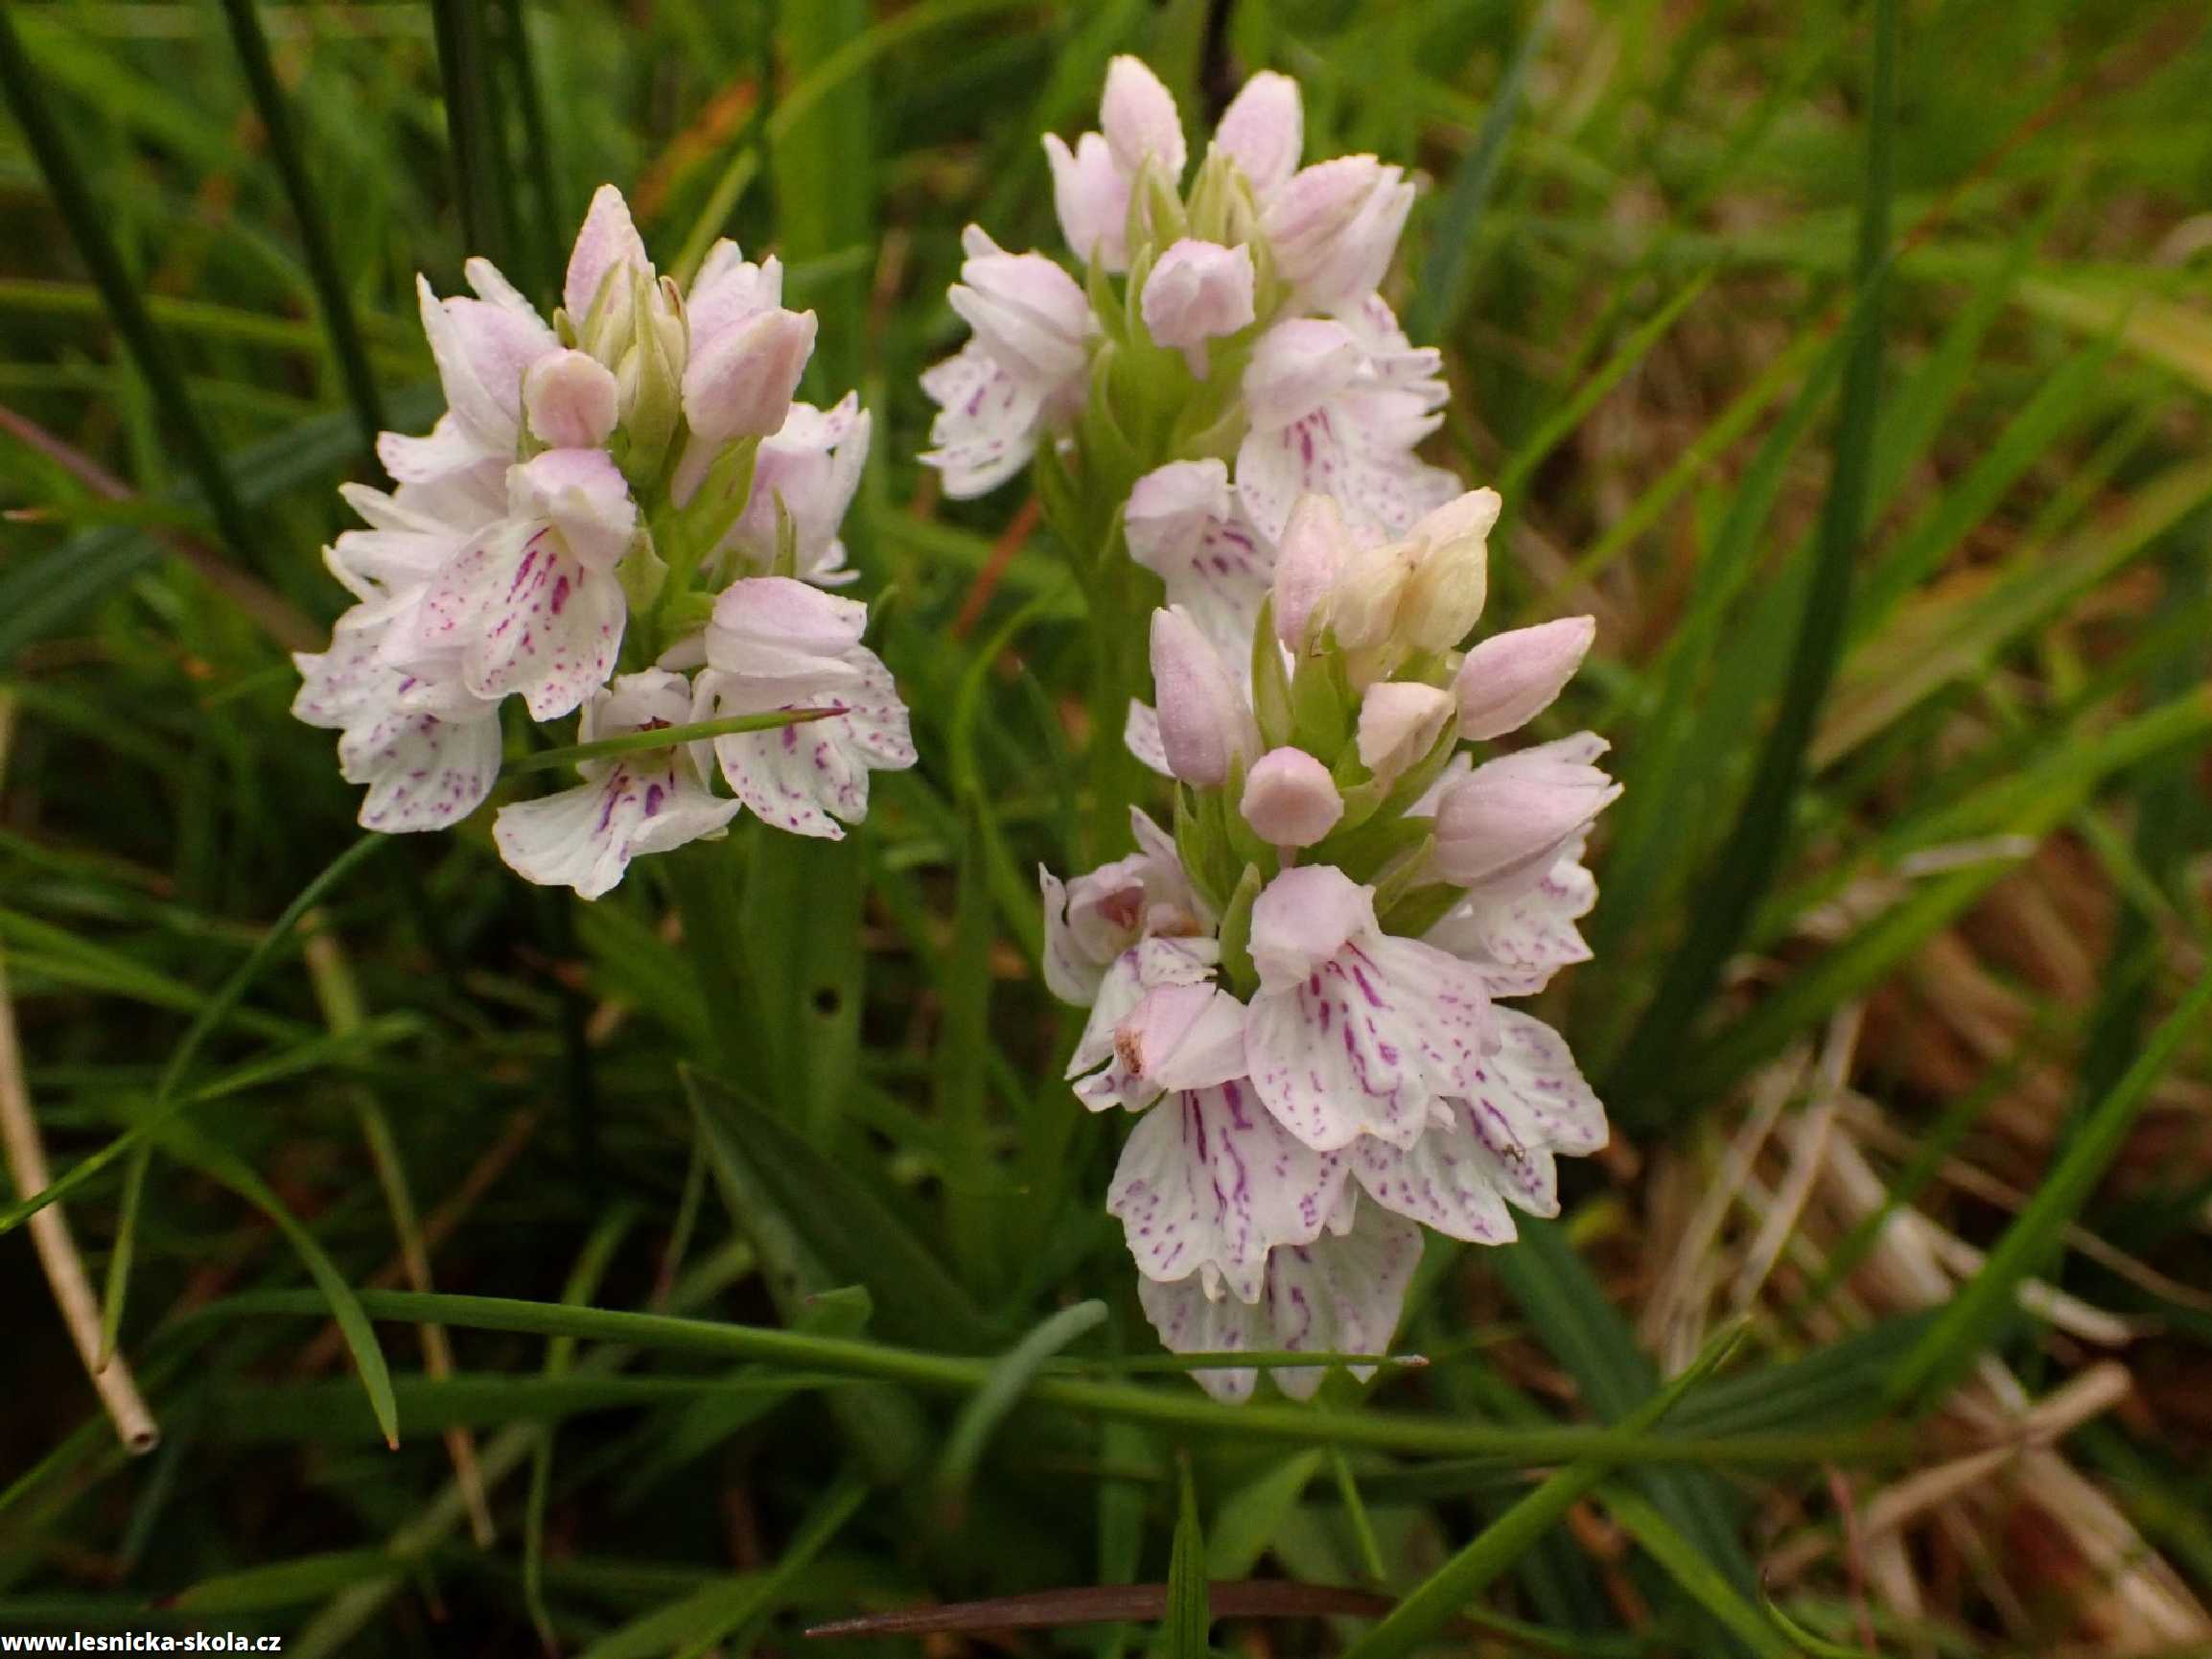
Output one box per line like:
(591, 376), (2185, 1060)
(1432, 742), (1620, 893)
(1214, 71), (1303, 198)
(1455, 617), (1595, 739)
(1042, 131), (1130, 270)
(1150, 605), (1253, 787)
(1325, 544), (1417, 653)
(1102, 55), (1187, 183)
(1261, 155), (1414, 311)
(565, 184), (651, 330)
(1273, 494), (1351, 648)
(524, 349), (619, 450)
(1357, 681), (1454, 782)
(1140, 239), (1255, 374)
(1241, 746), (1343, 846)
(948, 228), (1093, 386)
(683, 307), (816, 443)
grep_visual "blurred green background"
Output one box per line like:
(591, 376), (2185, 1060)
(1, 0), (2209, 1654)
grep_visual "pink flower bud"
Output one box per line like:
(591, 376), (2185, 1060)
(1432, 741), (1620, 893)
(682, 307), (817, 442)
(1455, 617), (1595, 739)
(1241, 746), (1344, 846)
(1243, 317), (1362, 432)
(1150, 605), (1253, 786)
(1214, 71), (1303, 198)
(523, 349), (619, 450)
(949, 227), (1093, 386)
(564, 184), (652, 324)
(1273, 494), (1352, 647)
(1102, 55), (1186, 183)
(1140, 239), (1255, 373)
(704, 574), (870, 693)
(1042, 131), (1131, 271)
(1261, 156), (1413, 311)
(1356, 682), (1454, 780)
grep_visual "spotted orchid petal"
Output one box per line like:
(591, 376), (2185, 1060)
(1244, 866), (1495, 1152)
(1108, 1079), (1350, 1301)
(336, 704), (502, 832)
(1424, 841), (1597, 998)
(920, 340), (1049, 499)
(1134, 1204), (1422, 1403)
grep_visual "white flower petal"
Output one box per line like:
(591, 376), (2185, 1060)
(338, 707), (501, 832)
(1108, 1080), (1349, 1302)
(920, 342), (1046, 499)
(493, 758), (739, 900)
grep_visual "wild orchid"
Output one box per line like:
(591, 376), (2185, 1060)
(292, 187), (914, 896)
(920, 57), (1460, 764)
(1043, 482), (1617, 1401)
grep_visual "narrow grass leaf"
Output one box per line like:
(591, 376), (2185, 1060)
(0, 5), (268, 572)
(1601, 1487), (1796, 1659)
(1886, 969), (2212, 1409)
(1603, 0), (1898, 1116)
(577, 1476), (866, 1659)
(685, 1066), (997, 1352)
(1163, 1459), (1210, 1659)
(936, 1300), (1109, 1519)
(1338, 1324), (1743, 1659)
(0, 836), (387, 1236)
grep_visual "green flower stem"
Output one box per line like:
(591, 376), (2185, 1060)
(505, 707), (841, 774)
(215, 0), (386, 454)
(204, 1288), (1882, 1469)
(0, 5), (269, 573)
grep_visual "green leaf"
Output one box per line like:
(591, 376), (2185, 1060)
(1338, 1324), (1743, 1659)
(577, 1476), (866, 1659)
(685, 1066), (997, 1352)
(1162, 1458), (1210, 1659)
(1601, 1487), (1796, 1658)
(1886, 968), (2212, 1409)
(0, 836), (387, 1237)
(935, 1300), (1109, 1522)
(1206, 1451), (1326, 1580)
(1603, 0), (1899, 1121)
(165, 1133), (399, 1450)
(506, 706), (840, 773)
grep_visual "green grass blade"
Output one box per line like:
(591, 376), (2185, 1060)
(0, 4), (268, 572)
(1338, 1324), (1742, 1659)
(935, 1299), (1109, 1519)
(1601, 1487), (1796, 1658)
(199, 1286), (1872, 1466)
(577, 1476), (866, 1659)
(214, 0), (386, 451)
(168, 1135), (398, 1450)
(1885, 969), (2212, 1410)
(685, 1066), (998, 1353)
(1406, 0), (1554, 343)
(1162, 1458), (1210, 1659)
(1602, 0), (1898, 1119)
(0, 835), (387, 1236)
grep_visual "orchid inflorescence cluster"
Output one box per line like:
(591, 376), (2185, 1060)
(295, 57), (1620, 1405)
(291, 186), (913, 899)
(930, 58), (1624, 1399)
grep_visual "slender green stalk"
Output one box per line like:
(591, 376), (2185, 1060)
(494, 0), (563, 300)
(428, 0), (508, 269)
(504, 706), (839, 772)
(0, 4), (268, 572)
(206, 1287), (1880, 1467)
(1603, 0), (1898, 1118)
(215, 0), (386, 453)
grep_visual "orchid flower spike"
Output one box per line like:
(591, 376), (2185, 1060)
(295, 184), (912, 898)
